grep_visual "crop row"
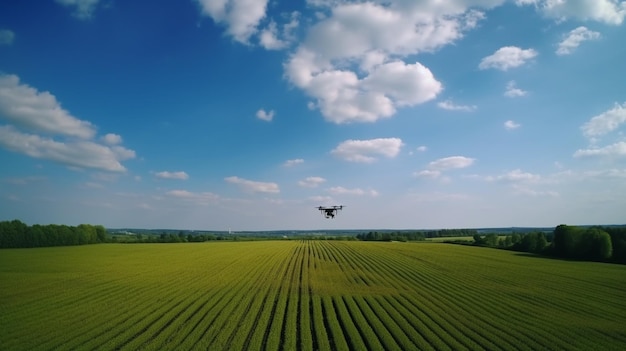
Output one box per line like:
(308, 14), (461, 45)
(1, 241), (625, 350)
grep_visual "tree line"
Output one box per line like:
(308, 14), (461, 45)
(0, 220), (106, 248)
(470, 225), (626, 264)
(356, 229), (479, 242)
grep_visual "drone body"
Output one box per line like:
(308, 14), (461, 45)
(317, 205), (344, 219)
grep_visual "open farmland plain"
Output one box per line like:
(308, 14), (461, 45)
(1, 241), (625, 350)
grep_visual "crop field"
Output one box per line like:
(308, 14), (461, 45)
(1, 241), (626, 350)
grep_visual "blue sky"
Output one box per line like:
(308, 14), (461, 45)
(1, 0), (625, 231)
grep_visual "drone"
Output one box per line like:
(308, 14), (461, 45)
(317, 205), (344, 219)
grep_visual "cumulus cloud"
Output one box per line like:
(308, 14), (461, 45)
(331, 137), (403, 163)
(155, 171), (189, 180)
(0, 74), (135, 172)
(504, 120), (521, 130)
(327, 186), (379, 197)
(437, 99), (477, 111)
(580, 102), (626, 139)
(504, 80), (527, 97)
(225, 176), (280, 193)
(574, 142), (626, 157)
(557, 26), (601, 55)
(55, 0), (101, 19)
(195, 0), (269, 43)
(0, 74), (95, 139)
(298, 176), (326, 187)
(256, 108), (274, 121)
(259, 13), (299, 50)
(283, 158), (304, 167)
(427, 156), (475, 171)
(101, 133), (122, 145)
(0, 126), (134, 172)
(479, 46), (538, 71)
(283, 1), (500, 123)
(416, 145), (428, 152)
(0, 29), (15, 45)
(516, 0), (626, 25)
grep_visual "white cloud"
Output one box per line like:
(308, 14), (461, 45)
(486, 169), (541, 182)
(283, 158), (304, 167)
(55, 0), (101, 19)
(101, 133), (122, 145)
(259, 13), (299, 50)
(298, 176), (326, 187)
(259, 21), (288, 50)
(0, 29), (15, 45)
(416, 145), (428, 152)
(557, 26), (601, 55)
(225, 176), (280, 193)
(195, 0), (269, 43)
(413, 169), (441, 178)
(437, 99), (477, 111)
(504, 80), (527, 97)
(256, 108), (274, 121)
(287, 51), (442, 123)
(580, 102), (626, 139)
(479, 46), (538, 71)
(327, 186), (378, 197)
(155, 171), (189, 180)
(331, 137), (403, 163)
(284, 1), (501, 123)
(504, 120), (521, 130)
(0, 126), (134, 172)
(427, 156), (475, 171)
(0, 74), (95, 139)
(574, 142), (626, 157)
(0, 74), (135, 172)
(517, 0), (626, 25)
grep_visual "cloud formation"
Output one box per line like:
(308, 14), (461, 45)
(580, 102), (626, 139)
(155, 171), (189, 180)
(0, 74), (135, 172)
(196, 0), (269, 43)
(0, 126), (134, 172)
(282, 1), (500, 123)
(283, 158), (304, 167)
(298, 176), (326, 188)
(427, 156), (475, 171)
(574, 142), (626, 158)
(331, 138), (403, 163)
(55, 0), (101, 19)
(557, 26), (600, 55)
(437, 99), (477, 111)
(328, 186), (378, 197)
(479, 46), (538, 71)
(256, 108), (274, 121)
(0, 74), (95, 139)
(225, 176), (280, 193)
(516, 0), (626, 25)
(504, 81), (527, 97)
(504, 120), (521, 130)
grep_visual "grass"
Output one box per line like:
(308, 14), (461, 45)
(1, 241), (625, 350)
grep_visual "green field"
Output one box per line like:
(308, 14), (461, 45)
(1, 241), (625, 350)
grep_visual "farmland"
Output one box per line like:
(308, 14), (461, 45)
(1, 241), (625, 350)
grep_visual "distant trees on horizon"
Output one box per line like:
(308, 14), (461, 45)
(470, 224), (625, 264)
(0, 220), (106, 248)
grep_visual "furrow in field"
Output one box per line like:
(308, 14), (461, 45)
(191, 245), (293, 350)
(340, 295), (387, 350)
